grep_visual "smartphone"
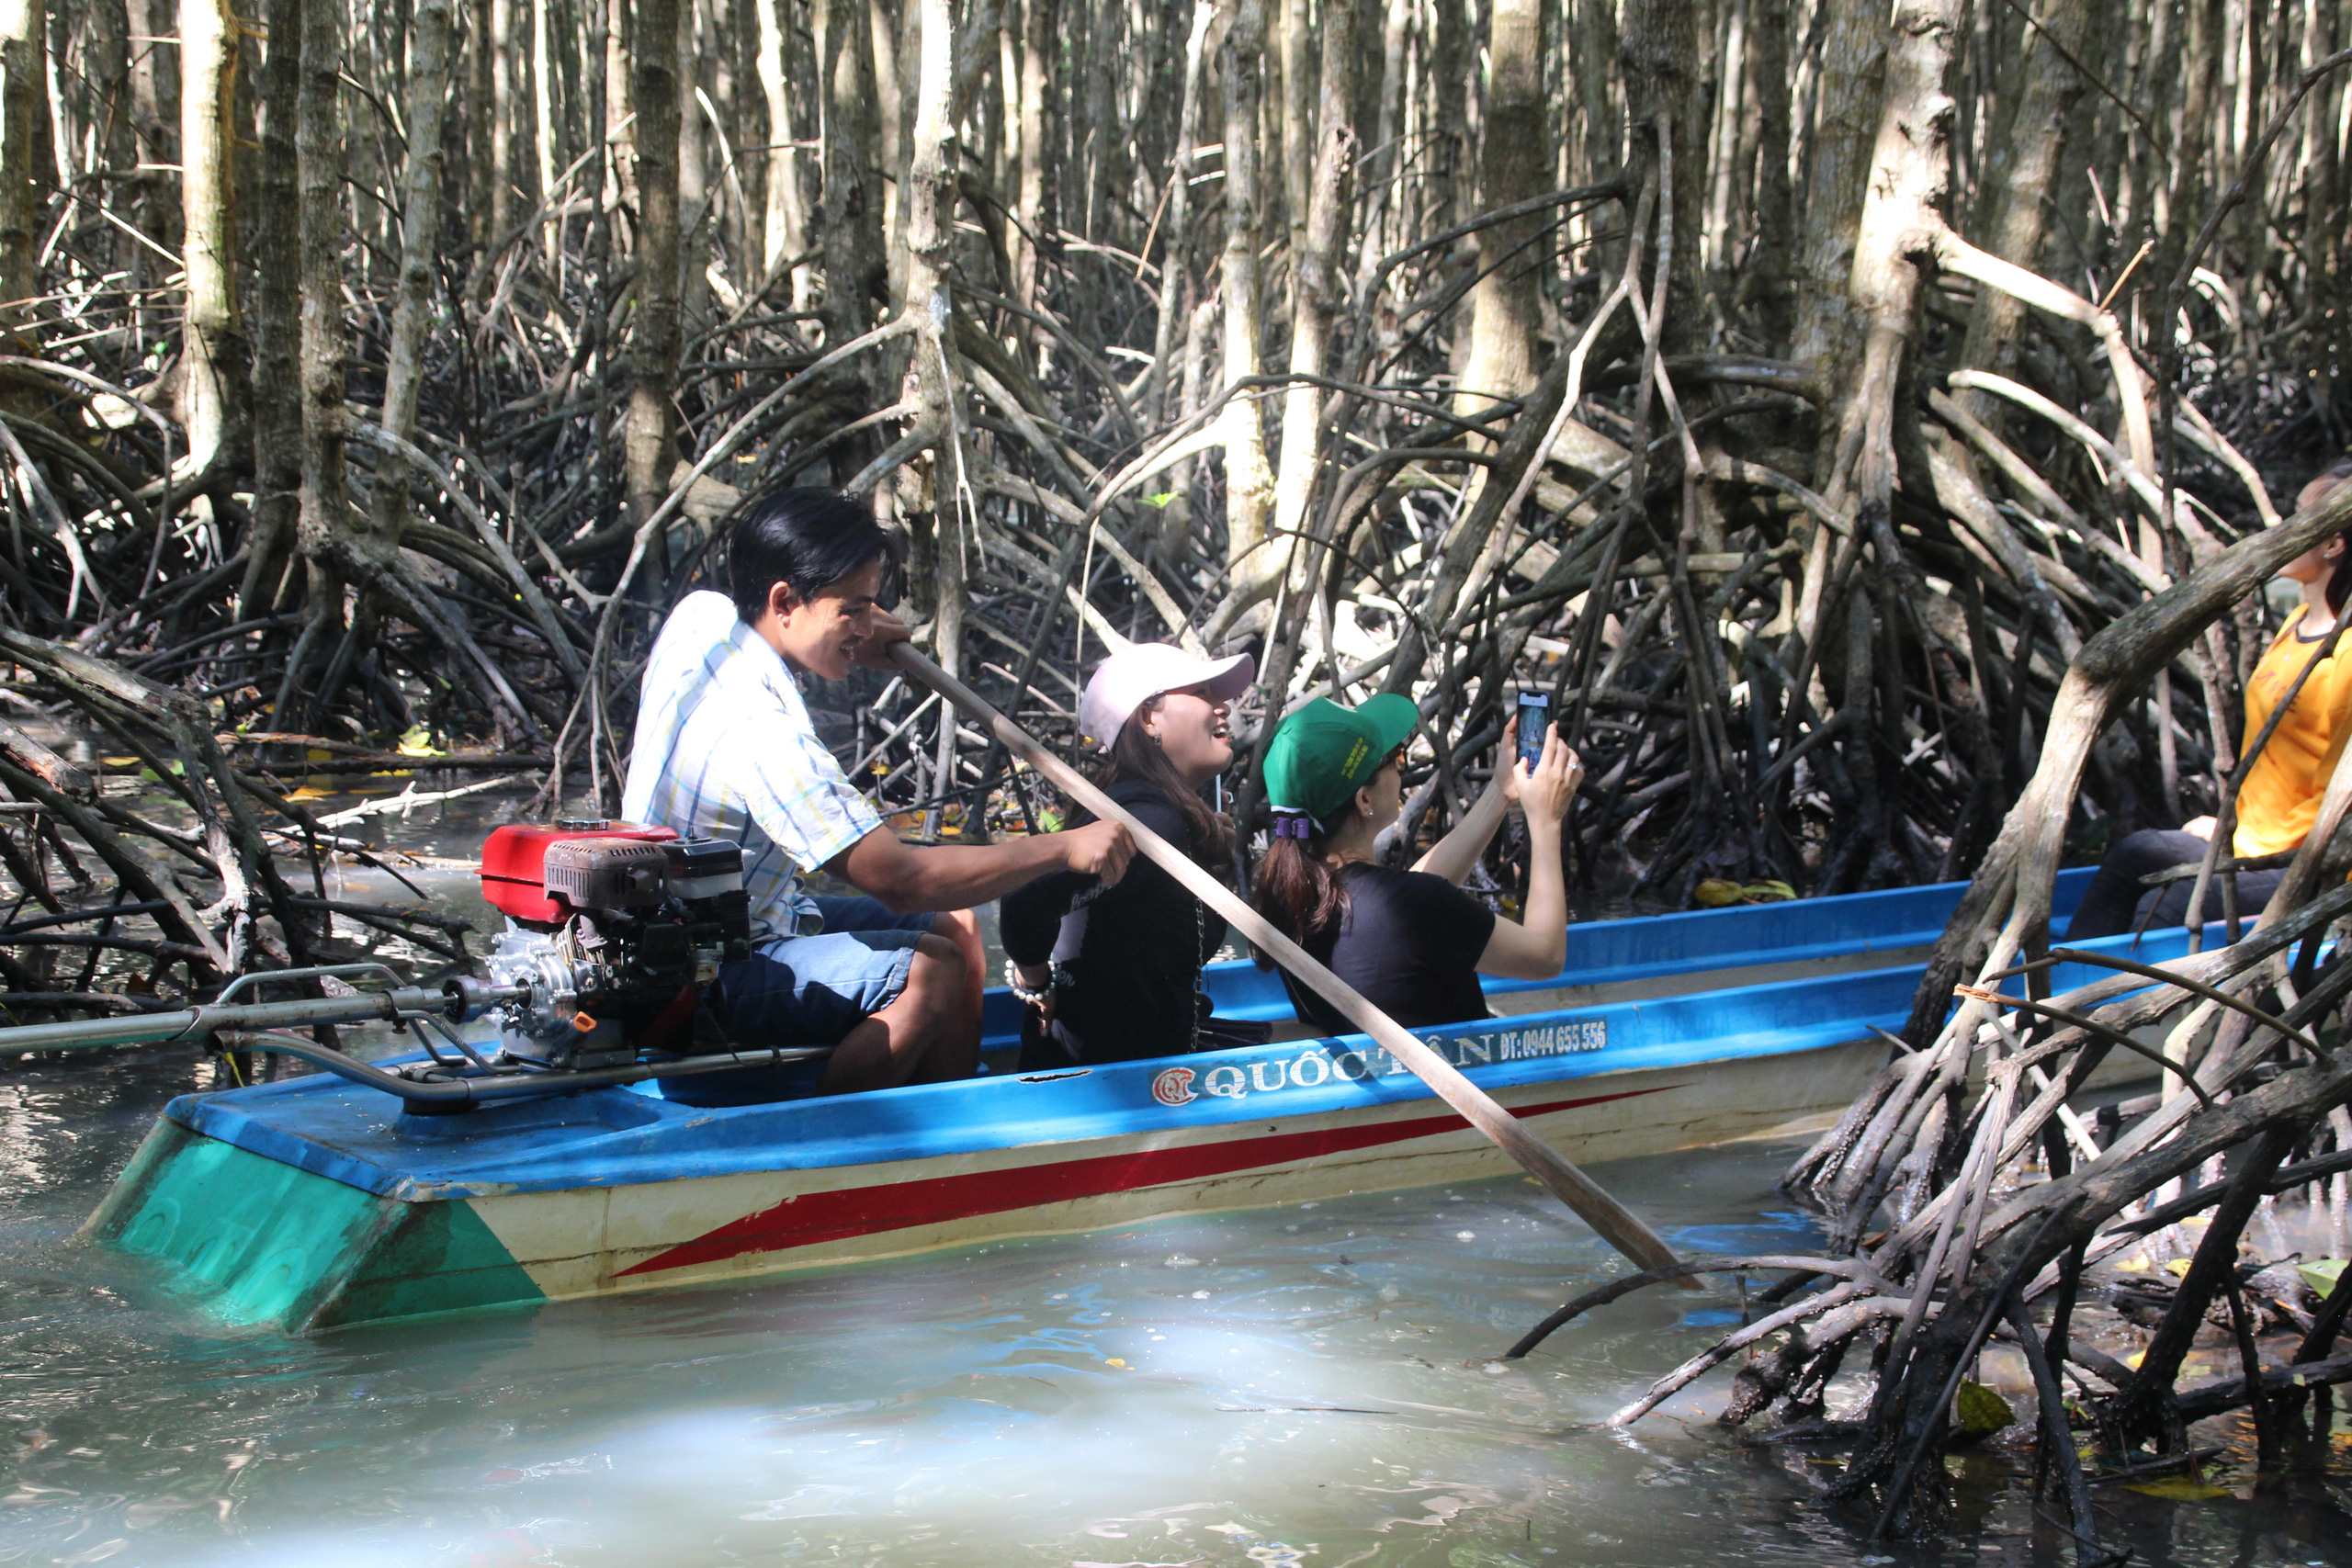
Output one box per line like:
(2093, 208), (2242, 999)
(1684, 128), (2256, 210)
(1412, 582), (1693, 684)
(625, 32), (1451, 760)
(1516, 691), (1551, 771)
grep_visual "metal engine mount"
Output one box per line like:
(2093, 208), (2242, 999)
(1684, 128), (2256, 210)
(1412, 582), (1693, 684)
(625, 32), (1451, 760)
(479, 824), (752, 1071)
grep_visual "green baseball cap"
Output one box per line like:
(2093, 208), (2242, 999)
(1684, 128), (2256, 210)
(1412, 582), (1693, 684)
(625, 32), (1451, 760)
(1263, 694), (1420, 827)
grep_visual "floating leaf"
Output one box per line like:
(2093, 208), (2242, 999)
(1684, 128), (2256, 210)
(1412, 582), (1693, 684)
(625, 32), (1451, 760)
(1693, 879), (1744, 908)
(1954, 1380), (2014, 1437)
(1143, 491), (1180, 509)
(1740, 880), (1797, 903)
(396, 725), (440, 758)
(2302, 1258), (2345, 1298)
(2121, 1476), (2232, 1501)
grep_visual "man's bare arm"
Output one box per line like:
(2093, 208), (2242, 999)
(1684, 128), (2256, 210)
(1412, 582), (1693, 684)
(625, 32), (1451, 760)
(829, 819), (1134, 913)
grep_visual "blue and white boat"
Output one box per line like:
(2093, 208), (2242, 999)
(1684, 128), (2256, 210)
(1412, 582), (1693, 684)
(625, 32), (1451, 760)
(85, 870), (2167, 1332)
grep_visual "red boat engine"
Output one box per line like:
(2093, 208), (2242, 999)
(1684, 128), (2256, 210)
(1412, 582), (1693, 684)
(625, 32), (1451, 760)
(478, 821), (752, 1069)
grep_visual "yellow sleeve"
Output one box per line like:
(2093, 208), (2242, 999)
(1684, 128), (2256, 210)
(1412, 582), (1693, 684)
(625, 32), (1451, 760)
(2309, 648), (2352, 803)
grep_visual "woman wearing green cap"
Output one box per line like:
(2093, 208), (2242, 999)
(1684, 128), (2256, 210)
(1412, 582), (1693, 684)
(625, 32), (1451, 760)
(1253, 695), (1583, 1032)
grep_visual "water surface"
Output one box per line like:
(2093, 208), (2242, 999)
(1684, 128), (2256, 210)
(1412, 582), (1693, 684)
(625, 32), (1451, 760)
(3, 1043), (2345, 1568)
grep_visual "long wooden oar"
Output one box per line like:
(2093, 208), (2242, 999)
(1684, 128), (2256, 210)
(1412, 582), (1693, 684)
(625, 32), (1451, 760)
(891, 643), (1696, 1287)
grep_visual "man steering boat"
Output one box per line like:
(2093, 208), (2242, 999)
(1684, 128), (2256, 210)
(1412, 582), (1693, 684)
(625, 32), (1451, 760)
(622, 487), (1134, 1103)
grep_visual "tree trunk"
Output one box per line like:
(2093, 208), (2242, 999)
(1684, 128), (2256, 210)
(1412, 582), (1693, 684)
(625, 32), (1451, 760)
(177, 0), (251, 482)
(238, 0), (301, 616)
(1141, 0), (1212, 424)
(86, 0), (140, 276)
(1785, 0), (1887, 650)
(753, 0), (808, 285)
(1954, 0), (2089, 416)
(1278, 0), (1310, 265)
(533, 0), (558, 259)
(529, 0), (550, 211)
(1363, 0), (1408, 256)
(1801, 0), (1962, 884)
(293, 0), (351, 581)
(1077, 0), (1117, 243)
(675, 0), (709, 333)
(2149, 0), (2224, 319)
(876, 0), (907, 281)
(128, 0), (180, 257)
(1822, 0), (1961, 516)
(605, 0), (637, 217)
(1270, 0), (1354, 572)
(469, 0), (493, 247)
(1788, 0), (1886, 376)
(1012, 0), (1053, 311)
(1429, 0), (1468, 231)
(1740, 0), (1792, 350)
(903, 0), (966, 779)
(1214, 0), (1277, 624)
(1455, 0), (1546, 416)
(626, 0), (684, 523)
(1621, 0), (1703, 350)
(368, 0), (455, 545)
(0, 0), (41, 341)
(817, 0), (886, 343)
(491, 0), (516, 241)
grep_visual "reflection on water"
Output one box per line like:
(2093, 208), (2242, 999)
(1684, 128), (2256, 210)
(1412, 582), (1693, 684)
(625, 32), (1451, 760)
(0, 1047), (2346, 1568)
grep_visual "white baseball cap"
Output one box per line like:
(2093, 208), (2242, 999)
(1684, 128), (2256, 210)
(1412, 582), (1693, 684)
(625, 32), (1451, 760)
(1077, 643), (1256, 748)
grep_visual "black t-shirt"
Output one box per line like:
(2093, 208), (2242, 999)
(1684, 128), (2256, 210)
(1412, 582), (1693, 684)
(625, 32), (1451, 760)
(999, 778), (1228, 1064)
(1279, 863), (1497, 1035)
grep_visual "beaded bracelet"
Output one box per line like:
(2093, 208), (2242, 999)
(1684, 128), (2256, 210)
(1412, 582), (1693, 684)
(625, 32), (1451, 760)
(1002, 960), (1053, 1008)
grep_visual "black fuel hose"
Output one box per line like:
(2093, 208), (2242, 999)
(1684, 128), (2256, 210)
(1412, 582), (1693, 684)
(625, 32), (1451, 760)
(215, 1031), (833, 1107)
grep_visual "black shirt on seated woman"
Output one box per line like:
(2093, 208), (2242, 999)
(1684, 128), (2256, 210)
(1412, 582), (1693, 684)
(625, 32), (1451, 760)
(1280, 862), (1494, 1033)
(1001, 777), (1229, 1065)
(1253, 694), (1585, 1039)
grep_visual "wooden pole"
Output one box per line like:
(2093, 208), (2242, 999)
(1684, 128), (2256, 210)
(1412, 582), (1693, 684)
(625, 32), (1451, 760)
(889, 642), (1698, 1287)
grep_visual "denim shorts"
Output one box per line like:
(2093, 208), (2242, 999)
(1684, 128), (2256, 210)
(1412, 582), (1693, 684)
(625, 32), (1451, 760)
(659, 895), (936, 1107)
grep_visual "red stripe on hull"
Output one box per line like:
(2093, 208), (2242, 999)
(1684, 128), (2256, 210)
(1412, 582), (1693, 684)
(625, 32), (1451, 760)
(617, 1084), (1681, 1277)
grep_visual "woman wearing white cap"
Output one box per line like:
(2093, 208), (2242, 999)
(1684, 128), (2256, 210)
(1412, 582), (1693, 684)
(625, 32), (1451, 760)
(1000, 642), (1261, 1066)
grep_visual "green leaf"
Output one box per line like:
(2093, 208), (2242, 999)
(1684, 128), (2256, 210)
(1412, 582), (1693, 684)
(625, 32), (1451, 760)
(1143, 491), (1180, 508)
(2302, 1258), (2345, 1298)
(2121, 1476), (2232, 1501)
(1954, 1380), (2014, 1437)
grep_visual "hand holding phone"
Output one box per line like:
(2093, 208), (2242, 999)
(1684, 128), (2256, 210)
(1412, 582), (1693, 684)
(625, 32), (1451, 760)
(1515, 692), (1551, 772)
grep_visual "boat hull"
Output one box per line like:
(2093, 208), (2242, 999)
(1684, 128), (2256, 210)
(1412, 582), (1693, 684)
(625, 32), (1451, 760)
(91, 1017), (1888, 1332)
(85, 869), (2191, 1333)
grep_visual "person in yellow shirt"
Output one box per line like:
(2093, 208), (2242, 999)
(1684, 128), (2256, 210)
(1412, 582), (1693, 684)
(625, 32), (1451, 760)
(2069, 459), (2352, 937)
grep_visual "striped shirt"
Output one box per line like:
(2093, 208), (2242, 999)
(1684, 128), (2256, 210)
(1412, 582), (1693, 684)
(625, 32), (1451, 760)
(622, 591), (882, 941)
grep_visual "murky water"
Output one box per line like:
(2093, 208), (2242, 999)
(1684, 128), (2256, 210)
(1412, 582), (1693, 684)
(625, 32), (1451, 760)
(3, 1040), (2347, 1568)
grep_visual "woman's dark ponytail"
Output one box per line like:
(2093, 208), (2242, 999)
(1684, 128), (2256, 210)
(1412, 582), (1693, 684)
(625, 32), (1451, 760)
(1251, 828), (1349, 964)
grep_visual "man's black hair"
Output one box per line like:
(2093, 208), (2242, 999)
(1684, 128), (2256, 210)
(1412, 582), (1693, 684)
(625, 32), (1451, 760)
(726, 486), (901, 622)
